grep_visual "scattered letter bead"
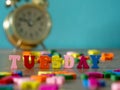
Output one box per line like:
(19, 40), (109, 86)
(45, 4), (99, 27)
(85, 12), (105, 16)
(88, 50), (100, 55)
(88, 77), (99, 90)
(46, 76), (65, 86)
(100, 52), (114, 62)
(111, 82), (120, 90)
(86, 72), (104, 78)
(82, 79), (89, 88)
(0, 85), (13, 90)
(39, 84), (59, 90)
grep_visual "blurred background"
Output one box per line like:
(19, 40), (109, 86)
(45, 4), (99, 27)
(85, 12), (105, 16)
(0, 0), (120, 49)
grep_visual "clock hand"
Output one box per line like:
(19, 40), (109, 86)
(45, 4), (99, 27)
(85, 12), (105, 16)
(19, 18), (28, 22)
(20, 18), (33, 26)
(20, 18), (33, 27)
(33, 16), (42, 24)
(27, 21), (33, 27)
(36, 16), (42, 21)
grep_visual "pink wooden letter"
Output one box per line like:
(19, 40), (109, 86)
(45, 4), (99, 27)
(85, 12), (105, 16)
(64, 55), (74, 69)
(9, 55), (21, 70)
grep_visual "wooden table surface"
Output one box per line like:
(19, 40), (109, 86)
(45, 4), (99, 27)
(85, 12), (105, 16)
(0, 49), (120, 90)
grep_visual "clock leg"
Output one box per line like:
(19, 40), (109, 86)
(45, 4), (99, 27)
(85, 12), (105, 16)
(12, 40), (22, 52)
(41, 42), (47, 50)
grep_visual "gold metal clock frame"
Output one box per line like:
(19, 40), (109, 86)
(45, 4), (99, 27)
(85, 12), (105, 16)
(3, 0), (52, 50)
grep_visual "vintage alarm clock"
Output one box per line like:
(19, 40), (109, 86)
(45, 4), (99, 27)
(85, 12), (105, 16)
(3, 0), (51, 50)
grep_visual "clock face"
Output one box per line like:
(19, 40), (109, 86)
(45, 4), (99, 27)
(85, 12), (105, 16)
(13, 4), (51, 44)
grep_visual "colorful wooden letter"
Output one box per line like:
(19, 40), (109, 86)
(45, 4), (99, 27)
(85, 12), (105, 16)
(90, 55), (101, 69)
(9, 55), (20, 70)
(23, 55), (35, 69)
(64, 55), (74, 69)
(77, 55), (89, 69)
(38, 55), (51, 69)
(52, 55), (63, 69)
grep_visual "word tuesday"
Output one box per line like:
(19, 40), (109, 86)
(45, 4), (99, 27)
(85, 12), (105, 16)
(8, 53), (100, 70)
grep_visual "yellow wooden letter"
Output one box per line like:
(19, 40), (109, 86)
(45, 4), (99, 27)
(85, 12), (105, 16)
(52, 55), (63, 69)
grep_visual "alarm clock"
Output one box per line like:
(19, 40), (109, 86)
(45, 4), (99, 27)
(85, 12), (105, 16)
(3, 0), (51, 50)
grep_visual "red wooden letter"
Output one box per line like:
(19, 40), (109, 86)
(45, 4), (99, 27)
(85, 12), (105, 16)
(77, 55), (89, 69)
(23, 55), (35, 69)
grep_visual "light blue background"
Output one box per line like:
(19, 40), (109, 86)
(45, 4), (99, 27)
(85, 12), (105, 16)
(0, 0), (120, 49)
